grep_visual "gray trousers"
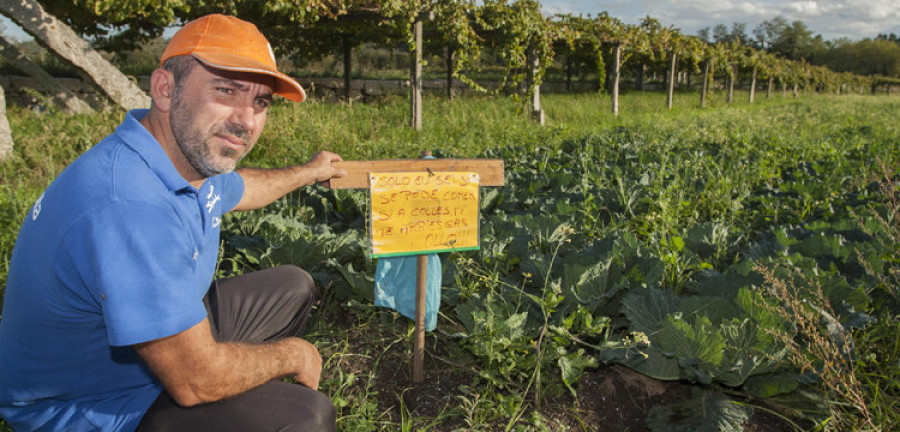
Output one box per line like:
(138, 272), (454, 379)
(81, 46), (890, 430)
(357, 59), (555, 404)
(136, 265), (336, 432)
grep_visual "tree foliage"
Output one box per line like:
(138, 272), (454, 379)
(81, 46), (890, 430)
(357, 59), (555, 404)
(11, 1), (896, 101)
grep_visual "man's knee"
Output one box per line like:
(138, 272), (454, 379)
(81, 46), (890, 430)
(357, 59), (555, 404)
(304, 389), (337, 431)
(283, 386), (336, 432)
(273, 265), (316, 303)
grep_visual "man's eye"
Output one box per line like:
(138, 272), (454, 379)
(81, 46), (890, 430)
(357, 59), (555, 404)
(256, 98), (271, 109)
(217, 87), (236, 95)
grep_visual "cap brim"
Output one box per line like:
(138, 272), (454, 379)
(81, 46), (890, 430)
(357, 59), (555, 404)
(192, 53), (306, 103)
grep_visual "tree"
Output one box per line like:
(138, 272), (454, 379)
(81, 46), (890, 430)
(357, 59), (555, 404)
(752, 16), (789, 51)
(769, 19), (816, 60)
(34, 0), (180, 51)
(712, 24), (729, 44)
(0, 85), (11, 159)
(876, 33), (899, 45)
(697, 27), (710, 44)
(0, 34), (93, 113)
(817, 38), (900, 78)
(0, 0), (149, 110)
(729, 22), (749, 46)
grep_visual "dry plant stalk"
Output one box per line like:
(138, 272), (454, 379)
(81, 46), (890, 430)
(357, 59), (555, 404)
(754, 264), (876, 431)
(855, 157), (900, 300)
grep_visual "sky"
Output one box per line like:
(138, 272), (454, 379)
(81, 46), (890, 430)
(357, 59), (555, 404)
(2, 1), (898, 43)
(541, 0), (900, 41)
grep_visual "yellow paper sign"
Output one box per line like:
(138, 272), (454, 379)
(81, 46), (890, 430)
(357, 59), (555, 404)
(369, 171), (480, 257)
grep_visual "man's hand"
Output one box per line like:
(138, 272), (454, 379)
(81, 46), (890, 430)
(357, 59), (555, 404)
(290, 338), (323, 390)
(303, 150), (346, 189)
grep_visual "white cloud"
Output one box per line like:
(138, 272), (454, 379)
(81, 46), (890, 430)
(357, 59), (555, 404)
(546, 0), (900, 39)
(788, 1), (821, 16)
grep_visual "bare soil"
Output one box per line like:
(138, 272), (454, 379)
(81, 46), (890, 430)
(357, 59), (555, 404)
(341, 323), (797, 431)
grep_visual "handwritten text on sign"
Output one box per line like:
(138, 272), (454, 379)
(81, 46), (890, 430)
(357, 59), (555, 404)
(369, 171), (480, 257)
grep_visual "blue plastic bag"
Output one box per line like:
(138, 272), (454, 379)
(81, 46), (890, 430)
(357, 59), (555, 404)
(374, 255), (441, 331)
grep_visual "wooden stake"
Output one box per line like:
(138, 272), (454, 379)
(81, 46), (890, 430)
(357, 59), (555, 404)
(611, 44), (622, 116)
(413, 254), (427, 383)
(410, 19), (423, 131)
(413, 149), (431, 383)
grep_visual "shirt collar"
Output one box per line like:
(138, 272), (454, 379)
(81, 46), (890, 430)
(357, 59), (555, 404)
(116, 109), (195, 193)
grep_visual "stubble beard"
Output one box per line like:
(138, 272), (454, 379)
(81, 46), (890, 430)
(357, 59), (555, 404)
(170, 88), (253, 178)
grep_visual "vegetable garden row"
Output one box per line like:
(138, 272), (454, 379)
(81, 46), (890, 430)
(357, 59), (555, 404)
(203, 94), (900, 430)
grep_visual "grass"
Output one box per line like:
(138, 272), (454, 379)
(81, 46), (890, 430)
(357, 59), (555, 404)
(1, 90), (899, 430)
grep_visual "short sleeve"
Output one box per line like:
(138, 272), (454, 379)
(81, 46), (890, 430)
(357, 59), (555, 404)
(215, 171), (244, 213)
(60, 200), (207, 347)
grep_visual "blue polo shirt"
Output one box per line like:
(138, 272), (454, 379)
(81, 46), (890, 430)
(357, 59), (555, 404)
(0, 109), (244, 431)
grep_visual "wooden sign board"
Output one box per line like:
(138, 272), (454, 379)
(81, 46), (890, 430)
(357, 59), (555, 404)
(331, 159), (504, 189)
(327, 157), (503, 384)
(370, 171), (480, 257)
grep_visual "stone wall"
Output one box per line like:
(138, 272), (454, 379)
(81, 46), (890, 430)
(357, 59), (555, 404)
(5, 74), (892, 110)
(299, 76), (600, 102)
(0, 75), (152, 111)
(0, 74), (601, 109)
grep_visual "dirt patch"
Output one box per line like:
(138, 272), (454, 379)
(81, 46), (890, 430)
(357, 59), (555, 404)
(575, 365), (692, 429)
(571, 366), (795, 432)
(318, 307), (797, 431)
(374, 332), (472, 430)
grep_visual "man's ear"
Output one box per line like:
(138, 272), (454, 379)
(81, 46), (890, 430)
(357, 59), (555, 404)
(148, 68), (176, 113)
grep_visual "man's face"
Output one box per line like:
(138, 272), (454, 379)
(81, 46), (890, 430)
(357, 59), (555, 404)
(169, 61), (275, 178)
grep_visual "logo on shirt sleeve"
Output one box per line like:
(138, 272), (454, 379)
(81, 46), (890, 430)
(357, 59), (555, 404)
(205, 184), (221, 214)
(32, 192), (45, 221)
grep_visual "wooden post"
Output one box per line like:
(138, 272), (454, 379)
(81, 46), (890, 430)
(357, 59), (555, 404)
(413, 149), (432, 383)
(666, 52), (677, 110)
(530, 47), (544, 125)
(413, 253), (427, 382)
(410, 19), (423, 131)
(749, 65), (757, 103)
(727, 66), (735, 104)
(700, 60), (710, 108)
(611, 44), (622, 116)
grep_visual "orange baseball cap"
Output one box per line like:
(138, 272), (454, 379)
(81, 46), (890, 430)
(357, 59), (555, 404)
(160, 14), (306, 103)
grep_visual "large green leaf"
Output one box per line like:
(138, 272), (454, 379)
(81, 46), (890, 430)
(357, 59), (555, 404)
(657, 315), (725, 383)
(744, 373), (801, 399)
(679, 296), (742, 326)
(599, 345), (681, 381)
(557, 255), (628, 317)
(621, 287), (681, 334)
(646, 390), (753, 432)
(716, 318), (780, 387)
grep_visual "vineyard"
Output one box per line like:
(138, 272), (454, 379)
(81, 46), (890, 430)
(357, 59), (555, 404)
(3, 1), (899, 122)
(4, 91), (897, 431)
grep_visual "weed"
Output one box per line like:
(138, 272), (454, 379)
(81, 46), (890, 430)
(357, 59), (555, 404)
(754, 264), (874, 430)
